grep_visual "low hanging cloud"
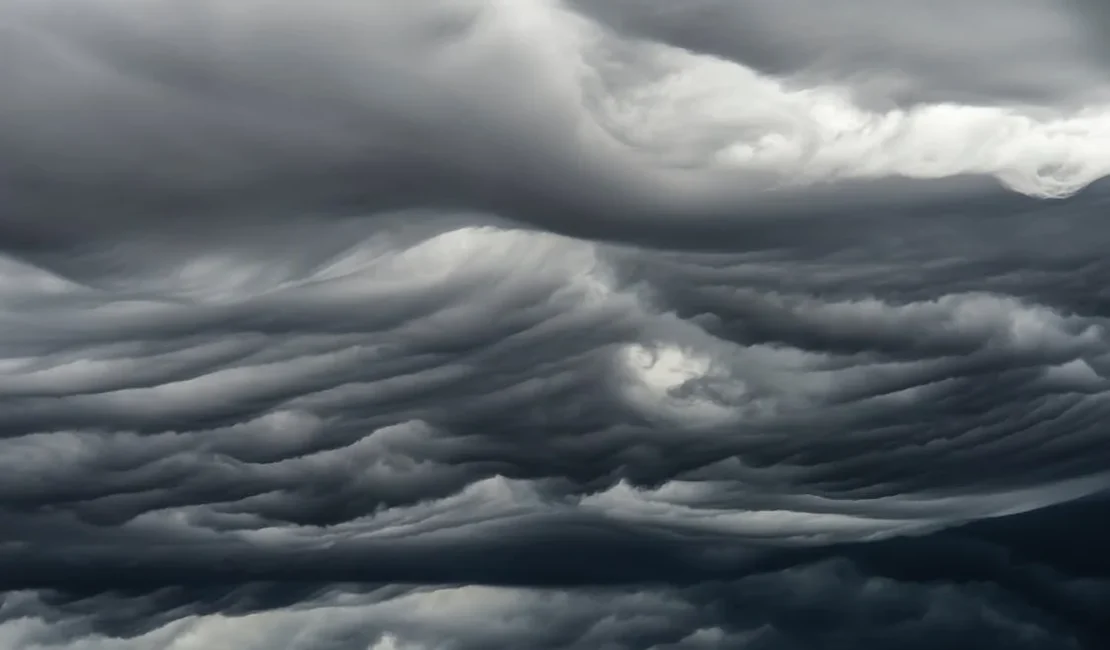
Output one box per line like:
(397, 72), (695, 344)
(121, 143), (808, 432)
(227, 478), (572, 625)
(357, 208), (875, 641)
(2, 1), (1110, 649)
(6, 555), (1108, 650)
(3, 0), (1110, 248)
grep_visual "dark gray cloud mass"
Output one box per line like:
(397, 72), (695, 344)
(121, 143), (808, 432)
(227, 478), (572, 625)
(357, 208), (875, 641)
(2, 1), (1110, 649)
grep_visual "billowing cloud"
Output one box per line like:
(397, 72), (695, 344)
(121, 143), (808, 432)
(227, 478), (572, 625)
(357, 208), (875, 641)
(2, 1), (1110, 649)
(3, 0), (1110, 249)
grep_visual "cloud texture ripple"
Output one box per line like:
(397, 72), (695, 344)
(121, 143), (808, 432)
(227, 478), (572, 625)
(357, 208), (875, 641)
(2, 1), (1110, 648)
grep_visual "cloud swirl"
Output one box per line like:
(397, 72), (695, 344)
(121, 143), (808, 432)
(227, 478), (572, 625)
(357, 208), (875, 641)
(2, 1), (1110, 648)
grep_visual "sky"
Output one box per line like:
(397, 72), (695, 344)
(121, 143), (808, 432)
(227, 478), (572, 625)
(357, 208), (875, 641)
(2, 1), (1110, 649)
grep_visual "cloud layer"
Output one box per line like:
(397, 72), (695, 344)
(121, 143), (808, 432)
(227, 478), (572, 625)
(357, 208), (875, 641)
(4, 0), (1110, 247)
(3, 1), (1110, 648)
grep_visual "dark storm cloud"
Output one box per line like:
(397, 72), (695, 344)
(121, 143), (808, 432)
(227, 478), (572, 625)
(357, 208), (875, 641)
(5, 521), (1110, 649)
(2, 0), (1110, 252)
(1, 197), (1109, 591)
(4, 1), (1110, 649)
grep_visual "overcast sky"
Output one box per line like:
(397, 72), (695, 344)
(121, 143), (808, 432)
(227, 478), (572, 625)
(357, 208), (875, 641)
(2, 1), (1110, 649)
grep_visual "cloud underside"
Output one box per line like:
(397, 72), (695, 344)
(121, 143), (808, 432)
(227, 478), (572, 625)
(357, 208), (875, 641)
(4, 213), (1110, 647)
(3, 0), (1110, 648)
(4, 0), (1110, 246)
(5, 543), (1108, 650)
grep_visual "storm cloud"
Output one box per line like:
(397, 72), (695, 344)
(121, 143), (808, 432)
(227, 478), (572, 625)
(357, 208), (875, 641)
(2, 1), (1110, 649)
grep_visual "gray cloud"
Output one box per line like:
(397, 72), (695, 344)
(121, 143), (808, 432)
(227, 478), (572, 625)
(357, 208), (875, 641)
(3, 0), (1110, 252)
(574, 0), (1110, 107)
(3, 1), (1110, 648)
(1, 202), (1109, 591)
(2, 554), (1105, 650)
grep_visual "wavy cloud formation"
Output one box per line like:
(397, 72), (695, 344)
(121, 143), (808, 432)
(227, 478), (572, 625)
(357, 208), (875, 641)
(2, 1), (1110, 649)
(3, 0), (1110, 246)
